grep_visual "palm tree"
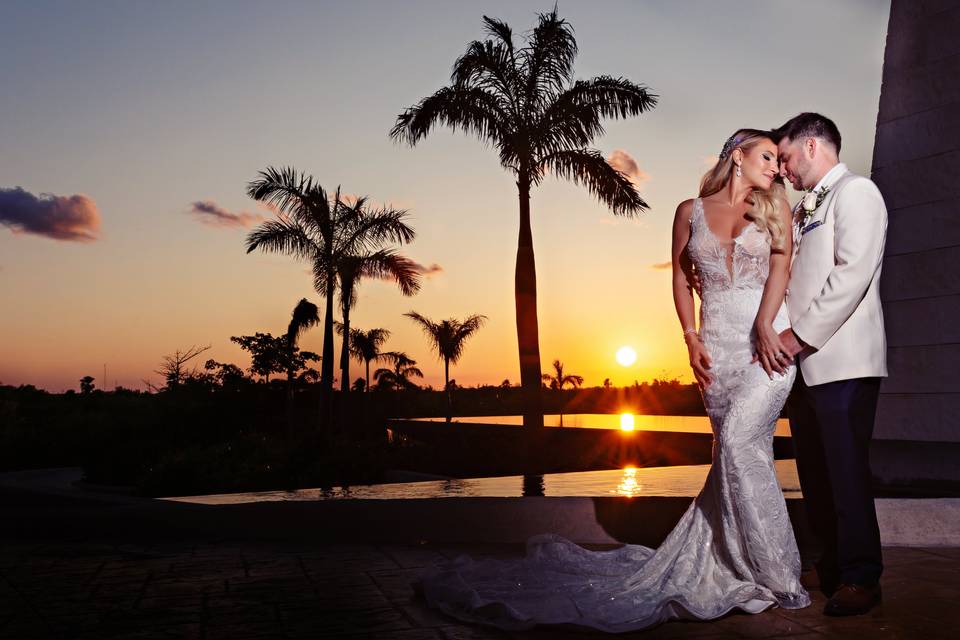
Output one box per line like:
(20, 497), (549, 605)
(405, 311), (487, 422)
(390, 9), (656, 432)
(286, 297), (320, 392)
(373, 351), (424, 391)
(541, 359), (584, 391)
(245, 168), (415, 431)
(541, 359), (583, 426)
(335, 324), (392, 393)
(335, 249), (420, 398)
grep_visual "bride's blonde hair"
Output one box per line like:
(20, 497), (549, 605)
(699, 128), (788, 253)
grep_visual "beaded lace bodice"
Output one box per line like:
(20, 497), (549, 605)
(686, 197), (770, 292)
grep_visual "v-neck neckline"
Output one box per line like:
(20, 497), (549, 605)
(697, 198), (753, 245)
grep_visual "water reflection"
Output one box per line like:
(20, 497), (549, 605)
(614, 466), (643, 497)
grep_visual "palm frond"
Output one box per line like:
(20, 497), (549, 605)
(521, 7), (578, 110)
(287, 298), (320, 344)
(244, 218), (316, 259)
(390, 86), (509, 147)
(558, 76), (658, 121)
(538, 148), (648, 216)
(451, 39), (517, 102)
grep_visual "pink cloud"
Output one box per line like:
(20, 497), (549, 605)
(0, 187), (101, 242)
(607, 150), (650, 187)
(189, 200), (265, 229)
(650, 261), (672, 270)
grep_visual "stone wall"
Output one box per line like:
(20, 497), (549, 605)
(871, 0), (960, 483)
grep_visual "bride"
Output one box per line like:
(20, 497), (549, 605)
(414, 128), (811, 632)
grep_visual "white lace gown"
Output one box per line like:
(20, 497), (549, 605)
(415, 197), (810, 632)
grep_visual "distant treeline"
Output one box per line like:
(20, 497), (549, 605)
(0, 380), (703, 496)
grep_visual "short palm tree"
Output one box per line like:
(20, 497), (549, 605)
(336, 249), (420, 397)
(373, 351), (423, 391)
(541, 359), (583, 390)
(390, 9), (656, 432)
(245, 168), (415, 431)
(286, 298), (321, 392)
(405, 311), (487, 422)
(335, 324), (392, 393)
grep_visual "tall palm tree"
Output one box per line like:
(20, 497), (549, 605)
(335, 325), (392, 393)
(390, 9), (656, 432)
(245, 168), (415, 431)
(336, 248), (420, 397)
(405, 311), (487, 422)
(373, 351), (423, 391)
(541, 359), (583, 390)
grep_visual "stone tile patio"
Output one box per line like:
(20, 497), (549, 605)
(2, 537), (957, 639)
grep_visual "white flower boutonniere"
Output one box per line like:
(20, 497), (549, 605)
(800, 186), (831, 226)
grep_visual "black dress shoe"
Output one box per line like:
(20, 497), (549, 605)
(823, 583), (881, 616)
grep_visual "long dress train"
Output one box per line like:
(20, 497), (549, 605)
(414, 197), (810, 632)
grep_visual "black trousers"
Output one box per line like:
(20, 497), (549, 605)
(787, 369), (883, 587)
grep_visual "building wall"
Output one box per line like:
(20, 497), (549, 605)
(871, 0), (960, 483)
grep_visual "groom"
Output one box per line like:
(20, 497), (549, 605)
(768, 113), (888, 616)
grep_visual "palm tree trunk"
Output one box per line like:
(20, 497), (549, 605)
(444, 357), (451, 423)
(365, 359), (371, 393)
(339, 305), (351, 395)
(320, 277), (336, 435)
(515, 176), (544, 434)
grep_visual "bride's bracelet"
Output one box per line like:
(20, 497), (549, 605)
(682, 327), (699, 342)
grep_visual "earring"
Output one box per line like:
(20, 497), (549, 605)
(736, 165), (742, 177)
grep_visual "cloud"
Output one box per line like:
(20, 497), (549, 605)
(607, 150), (650, 187)
(189, 200), (265, 229)
(0, 187), (101, 242)
(411, 261), (442, 276)
(372, 259), (442, 284)
(650, 261), (672, 270)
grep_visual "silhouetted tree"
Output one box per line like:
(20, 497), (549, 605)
(541, 359), (584, 390)
(335, 325), (392, 393)
(245, 169), (415, 432)
(203, 359), (249, 391)
(155, 345), (211, 390)
(373, 351), (424, 391)
(391, 8), (656, 432)
(286, 298), (321, 391)
(79, 376), (95, 394)
(336, 246), (420, 399)
(405, 311), (486, 421)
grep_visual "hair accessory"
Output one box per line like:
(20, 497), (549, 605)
(719, 134), (742, 161)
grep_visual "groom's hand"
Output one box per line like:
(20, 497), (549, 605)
(778, 328), (806, 357)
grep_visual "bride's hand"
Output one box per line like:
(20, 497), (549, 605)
(753, 319), (792, 377)
(685, 335), (713, 388)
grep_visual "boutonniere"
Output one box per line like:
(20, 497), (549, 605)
(799, 186), (831, 226)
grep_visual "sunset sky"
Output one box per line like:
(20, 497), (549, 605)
(0, 0), (891, 392)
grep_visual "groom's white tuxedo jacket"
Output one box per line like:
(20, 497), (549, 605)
(786, 163), (888, 386)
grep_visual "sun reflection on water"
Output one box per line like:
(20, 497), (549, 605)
(614, 465), (644, 497)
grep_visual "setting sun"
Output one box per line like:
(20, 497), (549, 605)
(620, 413), (635, 431)
(616, 346), (637, 367)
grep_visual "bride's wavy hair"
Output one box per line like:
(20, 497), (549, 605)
(699, 128), (788, 253)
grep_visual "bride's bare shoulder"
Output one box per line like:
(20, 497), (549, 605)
(674, 198), (696, 222)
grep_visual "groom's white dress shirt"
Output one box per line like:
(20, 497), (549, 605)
(786, 162), (889, 386)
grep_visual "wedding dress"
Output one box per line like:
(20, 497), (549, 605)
(415, 197), (810, 632)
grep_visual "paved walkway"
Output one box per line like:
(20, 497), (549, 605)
(2, 535), (958, 639)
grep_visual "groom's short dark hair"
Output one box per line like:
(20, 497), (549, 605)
(775, 112), (842, 153)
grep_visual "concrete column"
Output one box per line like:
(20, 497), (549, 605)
(871, 0), (960, 484)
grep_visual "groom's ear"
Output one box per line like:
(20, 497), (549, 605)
(803, 136), (818, 158)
